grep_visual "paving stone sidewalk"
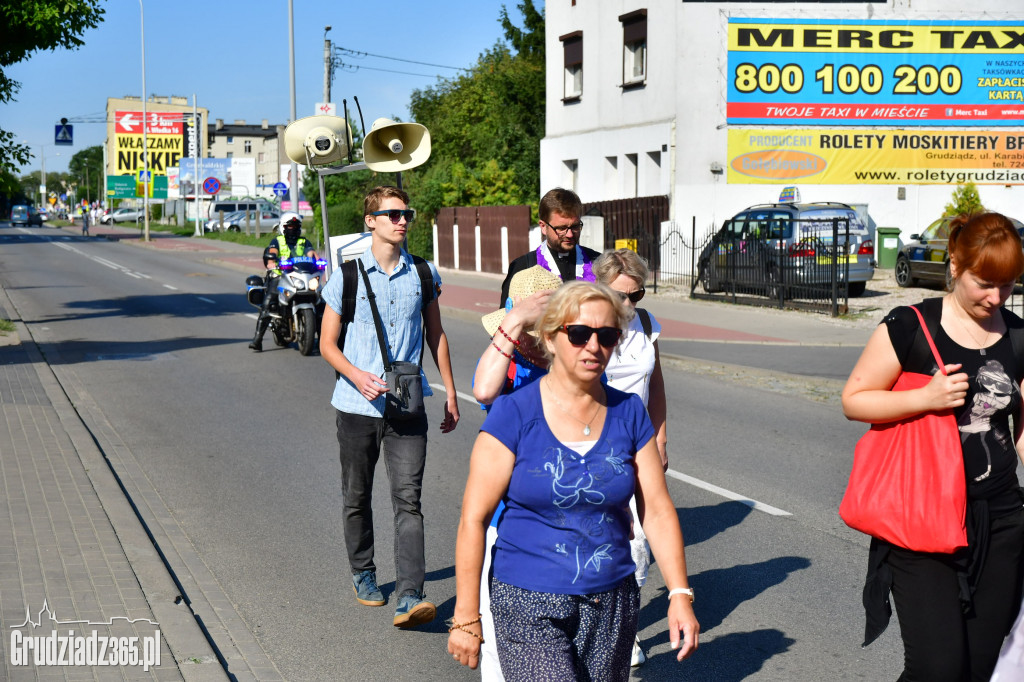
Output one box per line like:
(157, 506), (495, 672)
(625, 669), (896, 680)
(0, 288), (225, 680)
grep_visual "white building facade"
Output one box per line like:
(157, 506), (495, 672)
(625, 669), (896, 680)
(541, 1), (1024, 244)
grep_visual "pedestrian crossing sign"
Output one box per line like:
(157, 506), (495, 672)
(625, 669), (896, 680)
(54, 123), (73, 146)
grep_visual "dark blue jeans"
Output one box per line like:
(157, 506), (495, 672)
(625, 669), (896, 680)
(335, 409), (428, 598)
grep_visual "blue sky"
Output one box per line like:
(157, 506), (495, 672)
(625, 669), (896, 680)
(3, 1), (537, 175)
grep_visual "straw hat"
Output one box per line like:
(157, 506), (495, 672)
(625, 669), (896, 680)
(482, 265), (563, 338)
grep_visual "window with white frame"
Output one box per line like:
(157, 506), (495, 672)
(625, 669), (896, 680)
(258, 152), (265, 163)
(561, 32), (583, 100)
(620, 10), (647, 86)
(244, 140), (252, 153)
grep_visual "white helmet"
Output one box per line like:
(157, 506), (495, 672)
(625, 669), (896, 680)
(280, 211), (302, 230)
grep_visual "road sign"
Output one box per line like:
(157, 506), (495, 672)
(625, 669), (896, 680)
(273, 182), (288, 197)
(138, 170), (152, 183)
(203, 177), (221, 195)
(315, 102), (337, 116)
(108, 175), (167, 199)
(59, 194), (67, 201)
(55, 123), (73, 146)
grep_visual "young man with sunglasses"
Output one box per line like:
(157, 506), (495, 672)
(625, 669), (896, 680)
(499, 187), (600, 307)
(320, 185), (460, 630)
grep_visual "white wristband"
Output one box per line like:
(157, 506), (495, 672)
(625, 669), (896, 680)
(668, 587), (694, 603)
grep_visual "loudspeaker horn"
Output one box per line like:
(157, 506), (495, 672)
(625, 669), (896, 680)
(283, 115), (353, 167)
(362, 118), (431, 172)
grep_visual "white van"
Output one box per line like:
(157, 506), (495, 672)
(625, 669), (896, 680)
(207, 199), (274, 220)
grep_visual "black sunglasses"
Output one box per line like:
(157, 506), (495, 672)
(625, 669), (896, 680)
(560, 325), (622, 348)
(616, 287), (645, 303)
(370, 209), (415, 224)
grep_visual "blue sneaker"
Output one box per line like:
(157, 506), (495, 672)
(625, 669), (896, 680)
(352, 570), (385, 607)
(392, 591), (435, 628)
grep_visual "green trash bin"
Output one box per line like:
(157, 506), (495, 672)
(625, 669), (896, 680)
(875, 227), (902, 269)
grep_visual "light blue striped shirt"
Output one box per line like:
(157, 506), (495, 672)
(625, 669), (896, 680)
(321, 248), (441, 417)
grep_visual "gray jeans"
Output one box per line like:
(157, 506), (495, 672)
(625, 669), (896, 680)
(335, 409), (428, 598)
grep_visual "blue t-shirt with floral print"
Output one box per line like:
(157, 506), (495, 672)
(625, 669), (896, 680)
(481, 379), (655, 594)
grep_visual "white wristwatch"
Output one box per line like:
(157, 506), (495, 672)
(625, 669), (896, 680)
(667, 587), (695, 603)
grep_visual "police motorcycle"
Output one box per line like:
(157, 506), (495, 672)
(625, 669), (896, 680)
(246, 255), (327, 356)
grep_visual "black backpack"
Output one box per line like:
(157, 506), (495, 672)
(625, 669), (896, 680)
(337, 255), (436, 350)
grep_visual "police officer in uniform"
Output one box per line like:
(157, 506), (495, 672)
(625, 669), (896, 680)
(249, 212), (319, 351)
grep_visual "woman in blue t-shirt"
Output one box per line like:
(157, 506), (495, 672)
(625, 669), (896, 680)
(449, 281), (699, 681)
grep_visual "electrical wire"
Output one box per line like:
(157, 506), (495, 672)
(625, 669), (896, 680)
(334, 59), (441, 79)
(333, 46), (467, 72)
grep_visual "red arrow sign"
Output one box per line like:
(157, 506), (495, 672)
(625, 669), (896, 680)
(115, 111), (185, 134)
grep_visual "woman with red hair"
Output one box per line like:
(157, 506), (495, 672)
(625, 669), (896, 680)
(842, 212), (1024, 681)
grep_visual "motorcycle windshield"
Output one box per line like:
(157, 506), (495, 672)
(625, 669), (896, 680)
(286, 258), (320, 274)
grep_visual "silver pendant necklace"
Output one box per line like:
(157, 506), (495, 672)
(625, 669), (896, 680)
(954, 304), (994, 355)
(545, 377), (602, 436)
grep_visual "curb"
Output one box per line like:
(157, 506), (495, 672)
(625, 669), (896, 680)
(0, 284), (228, 681)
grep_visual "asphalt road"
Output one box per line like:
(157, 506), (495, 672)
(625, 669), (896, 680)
(0, 222), (906, 680)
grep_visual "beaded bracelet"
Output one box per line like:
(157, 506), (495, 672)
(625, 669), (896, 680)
(448, 615), (485, 643)
(496, 325), (520, 347)
(491, 341), (513, 360)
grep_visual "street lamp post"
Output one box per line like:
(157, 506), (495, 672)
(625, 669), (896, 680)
(287, 0), (298, 214)
(139, 0), (151, 241)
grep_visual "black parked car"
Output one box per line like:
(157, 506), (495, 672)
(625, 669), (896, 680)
(894, 215), (1024, 288)
(697, 202), (875, 299)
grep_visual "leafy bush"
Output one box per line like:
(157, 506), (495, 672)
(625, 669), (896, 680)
(944, 183), (985, 217)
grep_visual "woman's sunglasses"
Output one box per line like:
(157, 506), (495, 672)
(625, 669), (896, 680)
(560, 325), (622, 348)
(370, 209), (416, 224)
(615, 287), (645, 303)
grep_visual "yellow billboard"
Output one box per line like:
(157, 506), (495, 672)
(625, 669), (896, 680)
(727, 129), (1024, 184)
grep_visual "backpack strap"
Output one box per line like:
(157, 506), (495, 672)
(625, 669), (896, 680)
(410, 255), (437, 309)
(338, 259), (359, 351)
(636, 308), (653, 340)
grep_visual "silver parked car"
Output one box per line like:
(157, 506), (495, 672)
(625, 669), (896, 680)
(205, 209), (280, 233)
(699, 202), (876, 298)
(102, 207), (145, 224)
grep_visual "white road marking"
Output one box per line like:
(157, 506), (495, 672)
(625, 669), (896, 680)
(664, 469), (792, 516)
(164, 284), (178, 290)
(51, 242), (151, 279)
(428, 382), (485, 408)
(429, 382), (792, 517)
(197, 297), (216, 304)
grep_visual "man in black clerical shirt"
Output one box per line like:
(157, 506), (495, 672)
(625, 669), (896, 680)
(499, 187), (600, 307)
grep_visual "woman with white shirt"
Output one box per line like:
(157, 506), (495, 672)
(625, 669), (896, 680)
(594, 248), (669, 666)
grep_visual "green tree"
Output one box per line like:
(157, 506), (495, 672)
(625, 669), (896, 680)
(944, 182), (985, 217)
(67, 145), (103, 203)
(0, 1), (105, 174)
(406, 1), (544, 224)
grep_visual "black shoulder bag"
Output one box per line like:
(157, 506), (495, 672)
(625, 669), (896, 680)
(357, 260), (426, 420)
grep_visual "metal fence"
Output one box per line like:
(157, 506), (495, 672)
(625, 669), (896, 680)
(646, 217), (857, 316)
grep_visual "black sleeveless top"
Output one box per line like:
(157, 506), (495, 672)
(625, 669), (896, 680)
(883, 298), (1023, 502)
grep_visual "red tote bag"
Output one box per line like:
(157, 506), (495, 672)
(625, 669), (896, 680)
(839, 306), (967, 554)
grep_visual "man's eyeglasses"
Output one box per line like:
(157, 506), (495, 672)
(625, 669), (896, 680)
(370, 209), (415, 224)
(615, 288), (645, 304)
(560, 325), (622, 348)
(544, 220), (584, 235)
